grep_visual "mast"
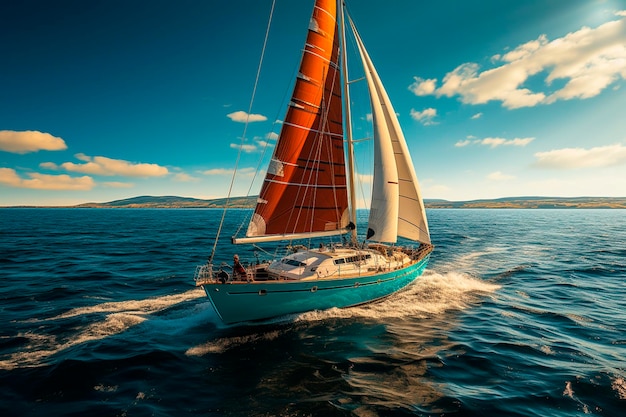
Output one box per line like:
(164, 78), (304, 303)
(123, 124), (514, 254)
(339, 0), (358, 244)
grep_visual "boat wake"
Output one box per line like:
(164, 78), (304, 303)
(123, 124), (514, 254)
(47, 289), (206, 320)
(0, 288), (206, 370)
(294, 269), (499, 322)
(186, 270), (500, 356)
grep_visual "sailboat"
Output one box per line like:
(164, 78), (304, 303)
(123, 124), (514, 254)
(195, 0), (433, 324)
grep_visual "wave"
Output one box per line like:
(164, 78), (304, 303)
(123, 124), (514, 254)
(0, 313), (148, 370)
(186, 329), (284, 356)
(0, 289), (207, 370)
(563, 373), (626, 415)
(47, 288), (205, 320)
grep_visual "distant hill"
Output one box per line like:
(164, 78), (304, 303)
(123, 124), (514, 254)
(424, 196), (626, 209)
(72, 195), (257, 209)
(3, 195), (625, 209)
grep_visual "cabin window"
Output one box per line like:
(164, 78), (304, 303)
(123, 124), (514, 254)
(333, 254), (371, 265)
(283, 259), (306, 267)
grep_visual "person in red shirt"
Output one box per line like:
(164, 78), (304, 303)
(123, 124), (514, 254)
(233, 254), (247, 280)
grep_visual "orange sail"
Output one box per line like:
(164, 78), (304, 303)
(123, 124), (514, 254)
(238, 0), (348, 243)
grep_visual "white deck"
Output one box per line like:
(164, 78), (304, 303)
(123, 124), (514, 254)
(265, 247), (414, 281)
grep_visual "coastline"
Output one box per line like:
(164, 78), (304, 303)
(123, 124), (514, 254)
(2, 196), (625, 209)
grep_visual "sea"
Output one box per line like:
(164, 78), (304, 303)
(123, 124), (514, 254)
(0, 208), (624, 416)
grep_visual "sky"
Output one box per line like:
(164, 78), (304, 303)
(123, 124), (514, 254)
(1, 0), (625, 206)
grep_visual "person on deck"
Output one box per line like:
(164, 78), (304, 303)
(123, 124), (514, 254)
(233, 254), (247, 280)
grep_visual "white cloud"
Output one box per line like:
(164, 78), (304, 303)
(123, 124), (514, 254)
(534, 143), (626, 169)
(0, 168), (94, 190)
(358, 173), (373, 185)
(0, 130), (67, 154)
(39, 162), (58, 170)
(410, 108), (438, 125)
(227, 111), (267, 123)
(43, 153), (168, 177)
(480, 137), (535, 148)
(173, 173), (198, 182)
(421, 178), (451, 198)
(255, 140), (272, 149)
(230, 143), (258, 153)
(471, 112), (483, 119)
(409, 14), (626, 108)
(202, 168), (233, 176)
(230, 135), (277, 153)
(103, 181), (134, 188)
(481, 138), (508, 147)
(408, 77), (437, 96)
(202, 167), (256, 177)
(487, 171), (515, 181)
(457, 137), (535, 148)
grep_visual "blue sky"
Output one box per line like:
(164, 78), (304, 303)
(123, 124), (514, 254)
(1, 0), (625, 206)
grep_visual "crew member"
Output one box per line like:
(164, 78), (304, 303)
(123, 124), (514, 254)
(233, 254), (247, 280)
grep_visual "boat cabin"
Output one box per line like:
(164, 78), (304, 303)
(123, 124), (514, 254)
(265, 247), (412, 280)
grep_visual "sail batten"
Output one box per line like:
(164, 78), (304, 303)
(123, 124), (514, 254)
(233, 228), (351, 244)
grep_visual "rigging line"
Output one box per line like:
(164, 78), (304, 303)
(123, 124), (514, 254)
(293, 83), (331, 230)
(316, 70), (344, 231)
(237, 33), (304, 239)
(234, 117), (279, 239)
(252, 244), (276, 258)
(347, 76), (365, 84)
(209, 0), (276, 263)
(340, 2), (357, 244)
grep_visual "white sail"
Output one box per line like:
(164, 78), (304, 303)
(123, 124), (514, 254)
(367, 97), (400, 242)
(350, 18), (431, 244)
(352, 33), (398, 242)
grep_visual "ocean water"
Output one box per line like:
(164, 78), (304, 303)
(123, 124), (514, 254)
(0, 208), (624, 416)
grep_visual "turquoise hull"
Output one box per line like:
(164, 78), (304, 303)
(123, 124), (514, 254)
(202, 254), (430, 324)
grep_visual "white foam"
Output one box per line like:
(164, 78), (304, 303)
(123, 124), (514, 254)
(0, 313), (149, 370)
(563, 380), (591, 413)
(49, 288), (206, 320)
(1, 289), (207, 370)
(94, 384), (119, 393)
(442, 247), (508, 271)
(613, 376), (626, 400)
(294, 270), (500, 323)
(144, 299), (221, 337)
(186, 330), (283, 356)
(563, 380), (574, 398)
